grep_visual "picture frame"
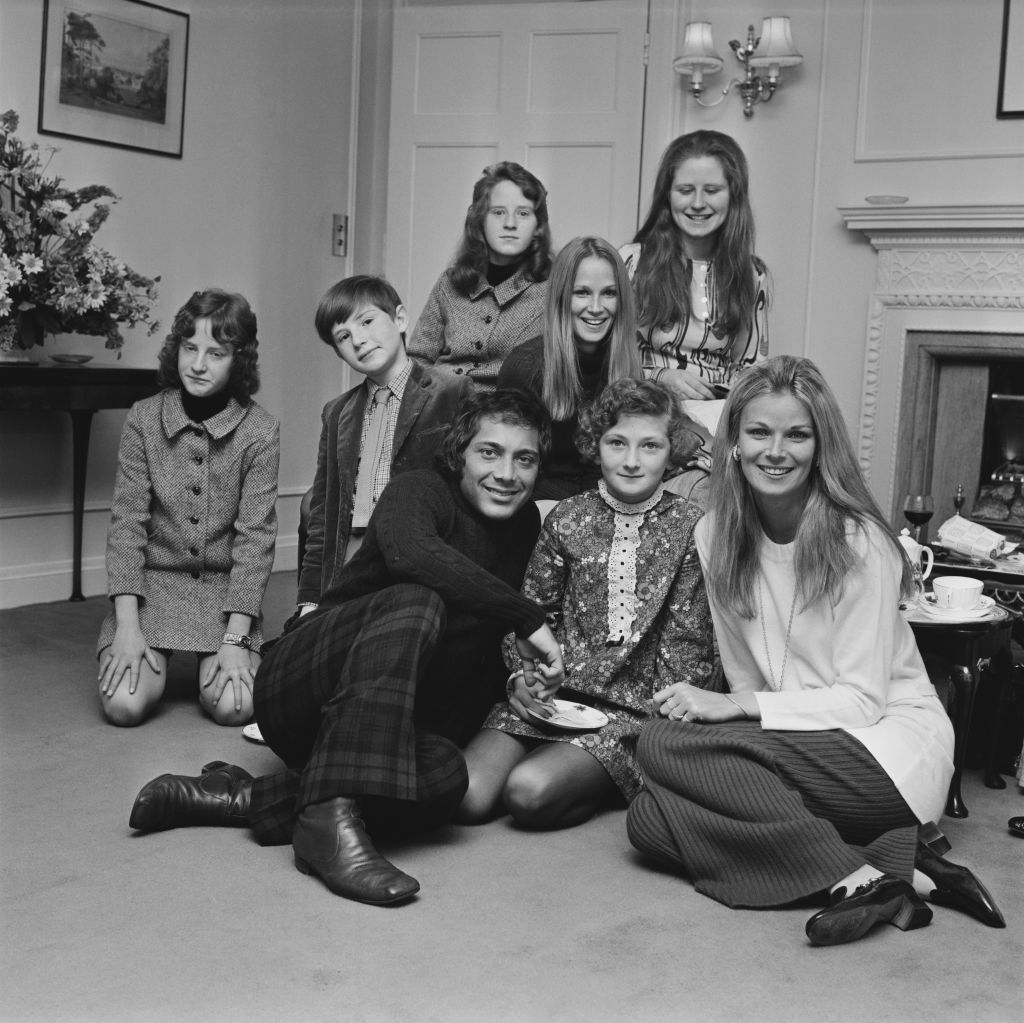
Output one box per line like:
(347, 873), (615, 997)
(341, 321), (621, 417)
(998, 0), (1024, 118)
(38, 0), (189, 157)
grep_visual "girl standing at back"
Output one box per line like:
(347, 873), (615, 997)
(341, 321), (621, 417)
(409, 161), (553, 391)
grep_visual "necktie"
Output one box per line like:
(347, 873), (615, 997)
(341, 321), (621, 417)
(351, 387), (391, 529)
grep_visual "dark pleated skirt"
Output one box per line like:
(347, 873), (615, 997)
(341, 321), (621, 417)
(628, 719), (920, 908)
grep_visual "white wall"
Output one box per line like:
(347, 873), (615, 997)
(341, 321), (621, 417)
(0, 0), (359, 607)
(4, 0), (1024, 608)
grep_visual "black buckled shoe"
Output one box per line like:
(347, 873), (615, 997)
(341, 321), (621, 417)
(805, 875), (932, 946)
(1009, 817), (1024, 839)
(915, 842), (1006, 928)
(292, 797), (419, 906)
(129, 761), (253, 832)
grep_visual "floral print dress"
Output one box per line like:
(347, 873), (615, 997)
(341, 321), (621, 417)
(482, 484), (719, 800)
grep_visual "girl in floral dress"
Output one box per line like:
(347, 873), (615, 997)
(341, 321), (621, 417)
(458, 378), (719, 828)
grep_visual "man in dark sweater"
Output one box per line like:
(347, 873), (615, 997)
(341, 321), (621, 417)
(128, 390), (562, 906)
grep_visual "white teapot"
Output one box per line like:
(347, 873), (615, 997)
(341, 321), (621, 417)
(898, 528), (934, 592)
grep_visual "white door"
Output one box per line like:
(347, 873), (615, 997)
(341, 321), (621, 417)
(387, 0), (649, 322)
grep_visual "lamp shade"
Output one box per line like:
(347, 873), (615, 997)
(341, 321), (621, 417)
(748, 16), (802, 69)
(672, 21), (724, 75)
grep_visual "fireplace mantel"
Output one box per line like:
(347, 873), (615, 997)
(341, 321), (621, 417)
(841, 204), (1024, 521)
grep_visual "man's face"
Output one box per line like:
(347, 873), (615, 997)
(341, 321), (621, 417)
(459, 415), (540, 520)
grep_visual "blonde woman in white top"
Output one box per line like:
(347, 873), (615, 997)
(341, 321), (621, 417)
(628, 355), (1005, 946)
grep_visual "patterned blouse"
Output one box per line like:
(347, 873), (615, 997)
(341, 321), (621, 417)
(482, 484), (718, 799)
(619, 242), (769, 388)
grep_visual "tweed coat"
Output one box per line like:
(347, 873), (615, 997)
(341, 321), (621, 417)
(98, 388), (279, 653)
(296, 361), (471, 605)
(408, 267), (548, 391)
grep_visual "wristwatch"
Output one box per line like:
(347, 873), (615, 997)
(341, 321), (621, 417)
(222, 632), (255, 651)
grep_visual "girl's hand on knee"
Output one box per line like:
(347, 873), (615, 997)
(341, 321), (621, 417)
(202, 644), (255, 713)
(99, 626), (160, 698)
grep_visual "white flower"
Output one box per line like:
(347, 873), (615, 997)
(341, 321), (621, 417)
(17, 253), (43, 275)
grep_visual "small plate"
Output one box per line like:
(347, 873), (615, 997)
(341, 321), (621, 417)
(526, 698), (609, 732)
(242, 722), (267, 744)
(49, 353), (93, 365)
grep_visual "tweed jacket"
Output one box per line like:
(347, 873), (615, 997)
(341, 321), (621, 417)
(296, 361), (471, 604)
(408, 267), (548, 391)
(98, 388), (279, 653)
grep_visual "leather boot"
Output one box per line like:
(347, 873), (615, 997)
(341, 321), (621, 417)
(129, 761), (253, 832)
(292, 797), (420, 905)
(915, 841), (1006, 928)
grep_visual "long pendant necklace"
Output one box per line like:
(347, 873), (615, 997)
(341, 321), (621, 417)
(757, 576), (798, 691)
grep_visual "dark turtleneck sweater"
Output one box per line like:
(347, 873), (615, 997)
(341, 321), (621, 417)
(180, 386), (232, 424)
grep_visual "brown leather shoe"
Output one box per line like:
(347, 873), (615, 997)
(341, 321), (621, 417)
(805, 875), (932, 946)
(129, 761), (253, 831)
(292, 797), (420, 905)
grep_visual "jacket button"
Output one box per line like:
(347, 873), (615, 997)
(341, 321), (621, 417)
(193, 426), (203, 436)
(191, 571), (200, 580)
(474, 341), (483, 350)
(189, 546), (199, 556)
(484, 315), (492, 324)
(190, 515), (199, 524)
(194, 455), (203, 464)
(454, 368), (463, 374)
(192, 485), (201, 495)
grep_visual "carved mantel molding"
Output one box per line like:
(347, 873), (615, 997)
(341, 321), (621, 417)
(841, 204), (1024, 512)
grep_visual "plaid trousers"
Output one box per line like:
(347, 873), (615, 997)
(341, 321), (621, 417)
(627, 719), (919, 908)
(248, 583), (470, 846)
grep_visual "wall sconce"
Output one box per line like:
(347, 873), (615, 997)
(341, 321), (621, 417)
(673, 17), (803, 118)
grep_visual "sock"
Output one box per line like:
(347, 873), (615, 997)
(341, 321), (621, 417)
(830, 865), (885, 897)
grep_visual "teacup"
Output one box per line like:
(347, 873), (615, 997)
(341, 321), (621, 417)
(931, 576), (984, 611)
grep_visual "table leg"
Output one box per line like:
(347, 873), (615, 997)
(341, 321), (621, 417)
(68, 409), (94, 602)
(984, 644), (1012, 791)
(944, 661), (979, 818)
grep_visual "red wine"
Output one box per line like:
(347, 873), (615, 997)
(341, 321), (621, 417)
(905, 510), (933, 526)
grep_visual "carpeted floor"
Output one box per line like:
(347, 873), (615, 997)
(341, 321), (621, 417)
(1, 571), (1021, 1023)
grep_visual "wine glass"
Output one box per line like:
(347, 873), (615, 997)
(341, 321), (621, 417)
(903, 494), (934, 542)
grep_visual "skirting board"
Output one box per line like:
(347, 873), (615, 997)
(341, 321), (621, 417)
(0, 538), (299, 611)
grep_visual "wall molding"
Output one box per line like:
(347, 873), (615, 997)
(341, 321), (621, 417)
(842, 203), (1024, 518)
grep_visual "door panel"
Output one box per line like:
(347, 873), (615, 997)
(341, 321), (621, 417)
(388, 1), (648, 321)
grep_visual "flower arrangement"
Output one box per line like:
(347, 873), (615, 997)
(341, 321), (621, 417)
(0, 109), (159, 355)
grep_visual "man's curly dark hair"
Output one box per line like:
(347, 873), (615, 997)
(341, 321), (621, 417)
(438, 389), (552, 478)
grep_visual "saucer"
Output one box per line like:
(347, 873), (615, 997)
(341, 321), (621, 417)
(49, 353), (93, 365)
(526, 699), (609, 732)
(917, 593), (997, 621)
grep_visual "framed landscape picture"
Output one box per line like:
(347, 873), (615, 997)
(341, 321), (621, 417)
(38, 0), (189, 157)
(998, 0), (1024, 118)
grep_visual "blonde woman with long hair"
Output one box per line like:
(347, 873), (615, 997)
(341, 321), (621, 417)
(497, 236), (641, 499)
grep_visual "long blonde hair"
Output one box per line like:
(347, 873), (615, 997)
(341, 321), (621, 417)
(541, 237), (641, 421)
(705, 355), (914, 618)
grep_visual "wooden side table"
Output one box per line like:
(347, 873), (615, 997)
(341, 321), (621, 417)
(0, 364), (159, 600)
(909, 610), (1016, 818)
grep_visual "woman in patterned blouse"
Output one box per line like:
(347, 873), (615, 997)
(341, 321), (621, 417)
(408, 161), (553, 391)
(620, 131), (768, 416)
(457, 378), (719, 829)
(97, 290), (279, 727)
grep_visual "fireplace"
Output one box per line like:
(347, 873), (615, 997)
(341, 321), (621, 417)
(840, 204), (1024, 534)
